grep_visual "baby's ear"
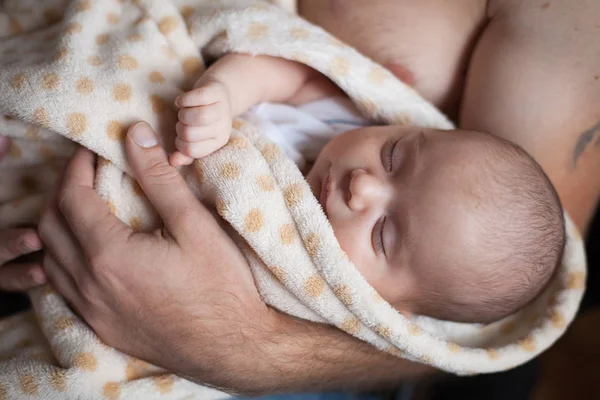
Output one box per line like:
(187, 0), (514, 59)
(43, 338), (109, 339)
(383, 60), (416, 87)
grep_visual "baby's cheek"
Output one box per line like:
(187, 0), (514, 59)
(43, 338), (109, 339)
(331, 221), (374, 278)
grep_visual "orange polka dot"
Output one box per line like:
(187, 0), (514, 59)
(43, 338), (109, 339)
(49, 369), (67, 391)
(129, 217), (142, 231)
(407, 323), (422, 336)
(356, 99), (378, 115)
(304, 275), (325, 297)
(73, 352), (98, 371)
(232, 119), (246, 130)
(107, 12), (120, 24)
(42, 73), (60, 90)
(52, 48), (69, 63)
(66, 113), (87, 136)
(550, 311), (566, 328)
(117, 54), (139, 70)
(11, 73), (26, 89)
(393, 113), (411, 125)
(162, 45), (177, 59)
(220, 162), (241, 180)
(103, 382), (120, 400)
(180, 5), (195, 19)
(261, 143), (280, 163)
(501, 320), (517, 335)
(107, 200), (117, 215)
(65, 22), (83, 34)
(228, 136), (247, 149)
(333, 284), (353, 305)
(44, 9), (63, 24)
(215, 198), (228, 216)
(257, 175), (275, 191)
(305, 232), (321, 257)
(182, 57), (203, 76)
(153, 375), (175, 394)
(127, 33), (143, 42)
(375, 324), (392, 339)
(150, 95), (168, 114)
(244, 208), (264, 233)
(419, 354), (433, 365)
(519, 336), (536, 352)
(131, 179), (144, 196)
(54, 316), (75, 331)
(113, 83), (132, 102)
(567, 271), (585, 289)
(329, 57), (350, 77)
(74, 0), (92, 12)
(87, 55), (103, 67)
(341, 317), (361, 334)
(279, 224), (296, 245)
(25, 126), (40, 140)
(106, 121), (126, 141)
(289, 26), (309, 39)
(247, 22), (269, 40)
(269, 266), (285, 282)
(149, 71), (165, 83)
(283, 183), (304, 208)
(290, 53), (310, 64)
(96, 33), (110, 45)
(447, 342), (461, 353)
(76, 77), (94, 95)
(19, 373), (38, 395)
(159, 16), (179, 34)
(486, 348), (499, 360)
(386, 346), (404, 357)
(368, 66), (388, 84)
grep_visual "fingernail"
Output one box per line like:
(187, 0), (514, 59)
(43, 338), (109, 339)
(174, 96), (182, 107)
(30, 268), (47, 285)
(129, 122), (158, 148)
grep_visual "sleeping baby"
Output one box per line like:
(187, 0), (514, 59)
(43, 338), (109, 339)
(169, 53), (565, 324)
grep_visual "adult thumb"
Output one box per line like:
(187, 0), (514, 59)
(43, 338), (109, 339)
(125, 122), (201, 234)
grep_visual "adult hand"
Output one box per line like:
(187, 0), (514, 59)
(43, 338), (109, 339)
(38, 122), (271, 391)
(0, 136), (46, 291)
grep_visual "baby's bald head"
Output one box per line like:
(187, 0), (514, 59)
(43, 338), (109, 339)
(406, 132), (564, 323)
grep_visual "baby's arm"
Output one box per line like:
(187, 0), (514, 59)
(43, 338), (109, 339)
(171, 54), (323, 166)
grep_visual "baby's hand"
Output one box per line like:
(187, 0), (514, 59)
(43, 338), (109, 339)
(170, 78), (233, 167)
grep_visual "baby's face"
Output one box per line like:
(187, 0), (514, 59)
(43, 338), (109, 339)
(307, 126), (492, 316)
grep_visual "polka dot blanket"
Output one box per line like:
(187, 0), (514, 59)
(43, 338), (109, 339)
(0, 0), (587, 398)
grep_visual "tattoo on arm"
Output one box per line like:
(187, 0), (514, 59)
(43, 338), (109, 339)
(572, 120), (600, 168)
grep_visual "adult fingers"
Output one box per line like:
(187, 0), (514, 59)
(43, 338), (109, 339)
(125, 122), (209, 237)
(0, 263), (46, 291)
(42, 253), (81, 307)
(54, 147), (129, 253)
(0, 228), (42, 265)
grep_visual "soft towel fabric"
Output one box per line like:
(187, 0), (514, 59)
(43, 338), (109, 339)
(0, 0), (587, 399)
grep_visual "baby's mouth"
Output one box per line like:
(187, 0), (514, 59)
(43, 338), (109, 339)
(319, 172), (331, 217)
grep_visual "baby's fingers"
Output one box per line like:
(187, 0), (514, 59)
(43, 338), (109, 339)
(178, 102), (225, 126)
(175, 81), (227, 108)
(175, 137), (228, 159)
(169, 151), (194, 167)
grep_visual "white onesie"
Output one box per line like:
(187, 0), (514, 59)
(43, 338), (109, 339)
(242, 96), (369, 170)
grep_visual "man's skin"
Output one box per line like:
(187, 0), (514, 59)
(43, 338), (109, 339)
(1, 0), (599, 395)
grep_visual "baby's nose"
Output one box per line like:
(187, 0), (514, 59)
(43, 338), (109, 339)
(348, 169), (388, 211)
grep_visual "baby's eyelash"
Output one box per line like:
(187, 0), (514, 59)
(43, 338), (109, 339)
(372, 216), (387, 256)
(382, 140), (397, 172)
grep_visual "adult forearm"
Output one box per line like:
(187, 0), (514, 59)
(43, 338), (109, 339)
(183, 308), (435, 396)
